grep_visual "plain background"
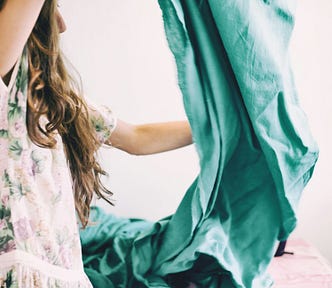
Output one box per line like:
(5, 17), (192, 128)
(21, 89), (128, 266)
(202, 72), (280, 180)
(60, 1), (332, 264)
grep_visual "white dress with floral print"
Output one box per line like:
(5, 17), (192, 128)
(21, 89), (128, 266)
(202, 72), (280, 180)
(0, 52), (116, 287)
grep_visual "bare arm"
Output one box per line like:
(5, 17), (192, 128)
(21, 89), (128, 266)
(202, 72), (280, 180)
(0, 0), (45, 78)
(107, 120), (193, 155)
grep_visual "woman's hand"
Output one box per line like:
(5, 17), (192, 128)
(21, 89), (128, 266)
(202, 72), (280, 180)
(107, 120), (193, 155)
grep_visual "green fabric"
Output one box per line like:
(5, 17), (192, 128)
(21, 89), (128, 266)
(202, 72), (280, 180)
(81, 1), (318, 287)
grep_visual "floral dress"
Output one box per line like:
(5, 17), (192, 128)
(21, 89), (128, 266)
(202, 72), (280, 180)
(0, 51), (116, 287)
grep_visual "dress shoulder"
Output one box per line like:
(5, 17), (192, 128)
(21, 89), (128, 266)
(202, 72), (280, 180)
(0, 50), (27, 97)
(87, 101), (117, 145)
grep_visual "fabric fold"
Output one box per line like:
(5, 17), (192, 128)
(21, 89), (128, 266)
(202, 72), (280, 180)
(81, 1), (318, 287)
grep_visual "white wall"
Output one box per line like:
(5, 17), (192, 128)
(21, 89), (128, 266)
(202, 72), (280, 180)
(60, 1), (332, 263)
(60, 0), (200, 221)
(290, 1), (332, 263)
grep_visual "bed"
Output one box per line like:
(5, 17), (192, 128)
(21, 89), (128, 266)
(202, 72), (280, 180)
(269, 239), (332, 287)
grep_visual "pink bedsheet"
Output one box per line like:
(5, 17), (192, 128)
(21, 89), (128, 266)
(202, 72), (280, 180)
(186, 239), (332, 287)
(269, 239), (332, 287)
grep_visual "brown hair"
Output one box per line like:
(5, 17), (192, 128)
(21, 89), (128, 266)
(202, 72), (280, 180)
(26, 0), (113, 227)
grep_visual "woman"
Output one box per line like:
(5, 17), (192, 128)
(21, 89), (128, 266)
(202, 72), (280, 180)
(0, 0), (192, 286)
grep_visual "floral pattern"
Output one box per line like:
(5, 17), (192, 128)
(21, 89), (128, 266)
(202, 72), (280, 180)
(0, 195), (15, 255)
(89, 104), (116, 144)
(0, 50), (116, 287)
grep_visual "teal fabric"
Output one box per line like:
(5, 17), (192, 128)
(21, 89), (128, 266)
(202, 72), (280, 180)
(81, 1), (319, 287)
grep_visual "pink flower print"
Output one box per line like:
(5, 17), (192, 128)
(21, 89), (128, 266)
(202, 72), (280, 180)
(59, 245), (72, 269)
(0, 103), (8, 131)
(16, 91), (26, 108)
(0, 142), (8, 179)
(0, 138), (8, 177)
(0, 135), (8, 146)
(0, 195), (9, 207)
(0, 117), (8, 130)
(0, 239), (16, 254)
(0, 137), (8, 155)
(25, 190), (37, 204)
(10, 120), (26, 138)
(31, 150), (46, 176)
(35, 220), (50, 238)
(31, 161), (38, 176)
(13, 217), (34, 241)
(0, 219), (7, 230)
(20, 149), (32, 173)
(42, 242), (53, 260)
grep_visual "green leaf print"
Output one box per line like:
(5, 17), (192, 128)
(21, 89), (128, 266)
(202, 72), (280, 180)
(31, 150), (45, 175)
(2, 170), (25, 199)
(5, 270), (14, 288)
(8, 100), (22, 120)
(0, 233), (14, 247)
(9, 140), (23, 159)
(54, 281), (62, 288)
(0, 204), (11, 219)
(15, 54), (28, 95)
(2, 171), (10, 187)
(0, 201), (15, 255)
(91, 117), (104, 133)
(15, 64), (22, 90)
(51, 191), (62, 205)
(0, 130), (8, 138)
(10, 183), (24, 199)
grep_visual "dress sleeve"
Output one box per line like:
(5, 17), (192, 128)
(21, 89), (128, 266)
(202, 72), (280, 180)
(88, 102), (117, 145)
(0, 76), (7, 96)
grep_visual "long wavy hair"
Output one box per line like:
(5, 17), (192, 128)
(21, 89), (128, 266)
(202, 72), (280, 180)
(25, 0), (113, 227)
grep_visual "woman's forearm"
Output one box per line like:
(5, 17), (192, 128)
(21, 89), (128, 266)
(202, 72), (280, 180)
(108, 120), (193, 155)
